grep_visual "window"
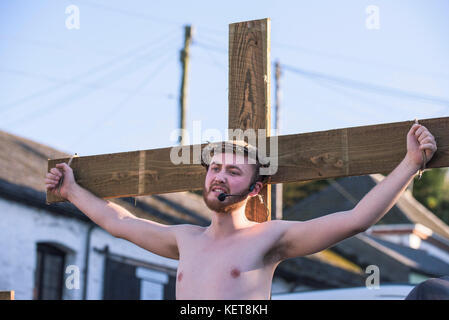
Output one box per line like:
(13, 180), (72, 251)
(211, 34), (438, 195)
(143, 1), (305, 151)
(34, 243), (66, 300)
(136, 267), (169, 300)
(103, 257), (176, 300)
(103, 258), (140, 300)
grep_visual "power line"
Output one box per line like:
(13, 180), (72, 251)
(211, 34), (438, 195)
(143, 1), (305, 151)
(305, 73), (401, 116)
(178, 25), (194, 146)
(321, 75), (446, 118)
(0, 67), (163, 98)
(74, 0), (184, 26)
(74, 0), (226, 35)
(194, 30), (226, 47)
(191, 37), (449, 82)
(2, 40), (178, 128)
(273, 41), (449, 80)
(282, 64), (448, 123)
(282, 64), (449, 107)
(0, 34), (136, 59)
(0, 27), (181, 114)
(70, 51), (176, 149)
(193, 41), (227, 55)
(190, 39), (449, 108)
(1, 43), (178, 128)
(193, 43), (227, 70)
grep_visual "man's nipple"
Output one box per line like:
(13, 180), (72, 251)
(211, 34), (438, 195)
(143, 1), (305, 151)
(177, 271), (183, 282)
(230, 268), (241, 278)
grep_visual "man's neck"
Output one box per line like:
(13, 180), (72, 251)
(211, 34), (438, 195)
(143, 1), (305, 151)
(206, 205), (255, 239)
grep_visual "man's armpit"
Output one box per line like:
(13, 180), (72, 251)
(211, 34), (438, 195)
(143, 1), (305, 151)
(262, 242), (291, 265)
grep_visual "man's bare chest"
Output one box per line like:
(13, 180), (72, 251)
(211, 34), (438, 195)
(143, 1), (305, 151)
(179, 237), (264, 278)
(174, 229), (281, 297)
(176, 242), (273, 299)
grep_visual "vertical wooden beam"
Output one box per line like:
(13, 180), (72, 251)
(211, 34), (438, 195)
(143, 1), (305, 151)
(0, 291), (14, 300)
(228, 18), (271, 222)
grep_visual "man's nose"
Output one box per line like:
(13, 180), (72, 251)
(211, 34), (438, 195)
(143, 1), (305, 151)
(212, 171), (227, 184)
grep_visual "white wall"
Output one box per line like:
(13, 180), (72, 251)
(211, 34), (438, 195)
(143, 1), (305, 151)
(0, 197), (178, 300)
(86, 224), (178, 299)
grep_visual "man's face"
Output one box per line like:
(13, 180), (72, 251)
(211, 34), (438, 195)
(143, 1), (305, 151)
(203, 152), (256, 213)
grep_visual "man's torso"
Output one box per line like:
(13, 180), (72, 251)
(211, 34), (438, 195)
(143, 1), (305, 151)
(175, 221), (285, 300)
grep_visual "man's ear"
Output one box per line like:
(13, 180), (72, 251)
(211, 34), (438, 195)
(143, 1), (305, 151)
(249, 181), (264, 197)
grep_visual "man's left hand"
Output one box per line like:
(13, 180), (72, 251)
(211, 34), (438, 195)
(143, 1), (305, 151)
(406, 123), (437, 169)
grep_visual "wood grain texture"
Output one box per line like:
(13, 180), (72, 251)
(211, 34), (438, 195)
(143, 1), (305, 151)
(228, 18), (270, 132)
(228, 18), (271, 223)
(271, 117), (449, 183)
(47, 146), (206, 203)
(47, 117), (449, 205)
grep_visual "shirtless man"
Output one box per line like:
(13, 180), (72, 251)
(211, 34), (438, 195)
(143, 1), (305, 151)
(45, 123), (437, 299)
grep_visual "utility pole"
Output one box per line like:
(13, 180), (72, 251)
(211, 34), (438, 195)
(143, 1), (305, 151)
(179, 25), (193, 145)
(272, 60), (283, 220)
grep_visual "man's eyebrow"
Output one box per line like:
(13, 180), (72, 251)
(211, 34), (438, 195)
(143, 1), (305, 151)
(226, 165), (243, 172)
(210, 162), (243, 172)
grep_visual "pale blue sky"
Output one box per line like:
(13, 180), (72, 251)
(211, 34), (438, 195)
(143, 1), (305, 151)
(1, 0), (448, 157)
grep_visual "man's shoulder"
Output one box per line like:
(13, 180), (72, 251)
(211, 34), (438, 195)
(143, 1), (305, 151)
(252, 219), (286, 231)
(173, 223), (206, 235)
(242, 220), (289, 240)
(253, 220), (295, 242)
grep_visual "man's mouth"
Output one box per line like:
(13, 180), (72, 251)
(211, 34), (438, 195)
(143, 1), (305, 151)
(210, 185), (228, 194)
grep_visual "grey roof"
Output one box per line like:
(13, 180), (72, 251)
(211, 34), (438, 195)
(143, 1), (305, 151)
(284, 174), (449, 239)
(366, 234), (449, 276)
(275, 255), (366, 290)
(332, 233), (449, 282)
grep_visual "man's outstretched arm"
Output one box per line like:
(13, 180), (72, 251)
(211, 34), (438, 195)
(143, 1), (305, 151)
(45, 163), (181, 260)
(342, 122), (437, 230)
(270, 122), (437, 260)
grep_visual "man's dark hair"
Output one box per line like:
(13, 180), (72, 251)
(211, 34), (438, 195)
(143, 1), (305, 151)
(200, 140), (270, 187)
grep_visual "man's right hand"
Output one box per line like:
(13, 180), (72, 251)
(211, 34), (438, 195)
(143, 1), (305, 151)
(45, 163), (76, 200)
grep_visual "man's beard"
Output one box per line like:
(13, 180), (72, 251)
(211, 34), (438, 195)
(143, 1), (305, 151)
(202, 187), (247, 213)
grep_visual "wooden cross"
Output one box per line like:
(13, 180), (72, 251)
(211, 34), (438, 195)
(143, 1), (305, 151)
(47, 18), (449, 223)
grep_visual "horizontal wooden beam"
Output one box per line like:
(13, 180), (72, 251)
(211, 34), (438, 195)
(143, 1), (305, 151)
(273, 116), (449, 184)
(47, 146), (206, 203)
(47, 116), (449, 204)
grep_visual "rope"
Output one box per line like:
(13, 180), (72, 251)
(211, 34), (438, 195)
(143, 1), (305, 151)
(57, 153), (79, 198)
(414, 118), (427, 180)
